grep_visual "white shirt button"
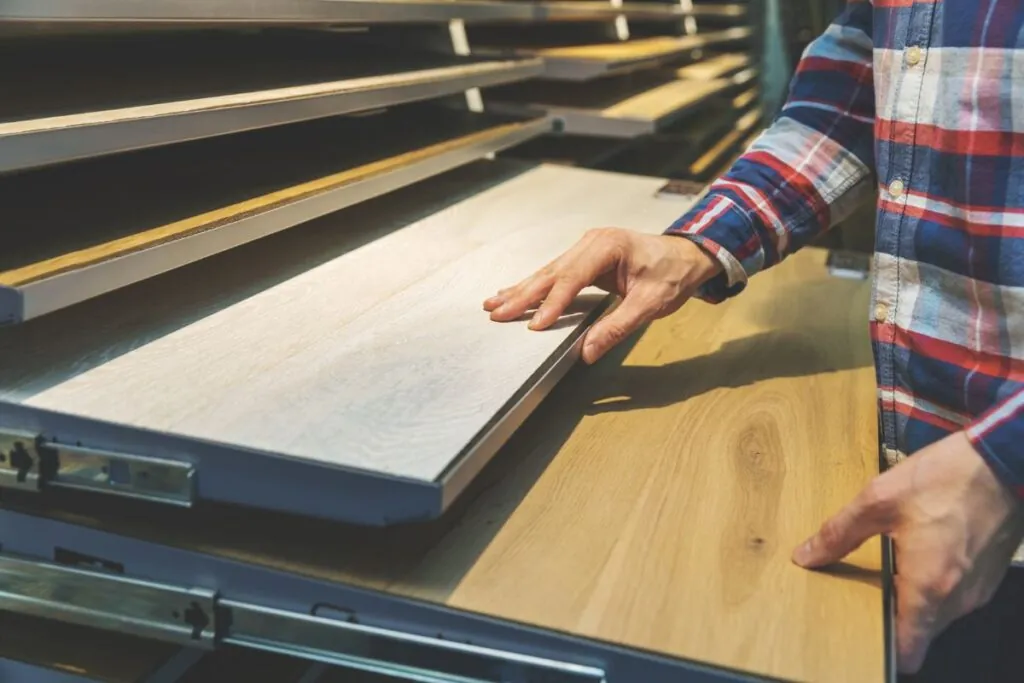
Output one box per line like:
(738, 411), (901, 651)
(874, 302), (889, 322)
(906, 46), (923, 66)
(888, 179), (905, 198)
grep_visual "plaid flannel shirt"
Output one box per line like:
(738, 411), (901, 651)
(668, 0), (1024, 497)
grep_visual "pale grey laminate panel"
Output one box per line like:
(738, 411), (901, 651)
(2, 162), (691, 483)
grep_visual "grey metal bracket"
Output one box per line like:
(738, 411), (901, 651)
(0, 428), (195, 506)
(0, 553), (217, 647)
(0, 552), (606, 683)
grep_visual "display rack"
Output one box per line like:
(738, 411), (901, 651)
(0, 4), (793, 683)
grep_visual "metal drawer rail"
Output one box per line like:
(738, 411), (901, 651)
(0, 428), (195, 506)
(0, 553), (605, 683)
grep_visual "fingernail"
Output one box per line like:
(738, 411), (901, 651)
(792, 539), (814, 566)
(528, 311), (543, 330)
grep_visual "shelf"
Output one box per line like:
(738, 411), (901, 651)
(601, 91), (760, 178)
(526, 1), (685, 21)
(0, 105), (549, 323)
(498, 133), (634, 167)
(690, 2), (748, 19)
(0, 0), (548, 28)
(0, 31), (543, 173)
(488, 69), (732, 137)
(492, 27), (752, 80)
(674, 52), (751, 80)
(688, 107), (762, 179)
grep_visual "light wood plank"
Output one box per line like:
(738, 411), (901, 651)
(2, 163), (689, 482)
(14, 245), (883, 682)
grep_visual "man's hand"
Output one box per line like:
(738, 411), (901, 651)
(483, 229), (722, 364)
(792, 432), (1024, 673)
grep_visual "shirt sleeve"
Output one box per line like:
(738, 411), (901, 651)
(666, 0), (878, 303)
(966, 391), (1024, 500)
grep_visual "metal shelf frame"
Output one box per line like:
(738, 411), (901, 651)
(0, 508), (824, 682)
(0, 0), (696, 27)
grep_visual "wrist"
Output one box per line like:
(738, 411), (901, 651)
(662, 235), (723, 289)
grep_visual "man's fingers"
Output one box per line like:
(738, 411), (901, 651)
(792, 480), (897, 568)
(581, 292), (654, 364)
(487, 274), (556, 322)
(529, 279), (586, 331)
(895, 576), (940, 674)
(486, 230), (623, 322)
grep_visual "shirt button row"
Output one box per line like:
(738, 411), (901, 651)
(888, 179), (905, 199)
(906, 46), (923, 67)
(874, 303), (889, 323)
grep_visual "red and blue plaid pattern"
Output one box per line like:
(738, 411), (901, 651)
(668, 0), (1024, 497)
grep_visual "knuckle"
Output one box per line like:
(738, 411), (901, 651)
(860, 478), (896, 518)
(921, 568), (963, 602)
(817, 519), (844, 550)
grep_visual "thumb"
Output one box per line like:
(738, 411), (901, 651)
(793, 482), (896, 568)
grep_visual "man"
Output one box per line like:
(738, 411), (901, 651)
(484, 1), (1024, 679)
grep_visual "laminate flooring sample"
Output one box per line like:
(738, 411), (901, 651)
(0, 161), (691, 482)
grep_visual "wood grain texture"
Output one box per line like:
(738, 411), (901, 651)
(0, 107), (533, 288)
(1, 162), (688, 482)
(14, 245), (883, 682)
(674, 52), (751, 80)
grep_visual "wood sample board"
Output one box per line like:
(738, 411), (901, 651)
(11, 243), (886, 683)
(0, 160), (691, 524)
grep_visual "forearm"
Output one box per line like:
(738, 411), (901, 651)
(667, 0), (877, 302)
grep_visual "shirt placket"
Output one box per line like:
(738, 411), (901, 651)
(874, 0), (936, 468)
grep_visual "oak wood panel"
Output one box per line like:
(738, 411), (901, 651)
(11, 245), (884, 682)
(0, 106), (533, 288)
(1, 163), (688, 482)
